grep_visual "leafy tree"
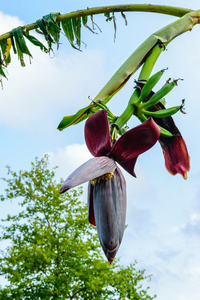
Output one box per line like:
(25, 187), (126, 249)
(0, 155), (155, 300)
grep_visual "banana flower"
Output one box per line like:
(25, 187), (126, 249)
(135, 81), (190, 179)
(60, 109), (160, 263)
(148, 101), (190, 179)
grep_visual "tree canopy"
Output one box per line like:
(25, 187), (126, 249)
(0, 155), (155, 299)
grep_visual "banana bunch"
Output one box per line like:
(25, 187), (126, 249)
(130, 69), (185, 137)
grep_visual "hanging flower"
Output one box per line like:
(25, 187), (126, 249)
(60, 109), (160, 263)
(148, 101), (190, 179)
(135, 81), (190, 179)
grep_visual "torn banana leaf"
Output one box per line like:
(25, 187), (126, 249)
(0, 39), (11, 64)
(23, 30), (48, 52)
(9, 27), (32, 66)
(72, 17), (81, 48)
(36, 13), (60, 51)
(0, 61), (7, 78)
(42, 13), (61, 48)
(61, 19), (80, 50)
(12, 27), (32, 57)
(57, 103), (97, 130)
(58, 94), (112, 130)
(82, 15), (95, 33)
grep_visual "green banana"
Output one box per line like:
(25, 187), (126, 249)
(144, 105), (181, 118)
(141, 79), (177, 109)
(159, 126), (173, 137)
(136, 111), (173, 137)
(137, 69), (166, 102)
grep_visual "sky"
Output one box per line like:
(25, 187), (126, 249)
(0, 1), (200, 299)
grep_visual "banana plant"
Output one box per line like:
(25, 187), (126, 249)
(0, 4), (197, 262)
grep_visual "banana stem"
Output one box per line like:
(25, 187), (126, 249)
(114, 43), (166, 129)
(0, 5), (192, 41)
(138, 43), (166, 82)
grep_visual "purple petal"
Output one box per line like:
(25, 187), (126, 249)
(59, 156), (116, 193)
(87, 182), (96, 227)
(92, 167), (126, 264)
(110, 118), (160, 162)
(84, 109), (112, 157)
(159, 135), (190, 179)
(117, 157), (138, 177)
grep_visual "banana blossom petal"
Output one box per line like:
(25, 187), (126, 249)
(88, 167), (126, 264)
(60, 156), (116, 193)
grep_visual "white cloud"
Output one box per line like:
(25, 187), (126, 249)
(190, 213), (200, 226)
(47, 143), (92, 180)
(0, 48), (105, 128)
(0, 11), (22, 32)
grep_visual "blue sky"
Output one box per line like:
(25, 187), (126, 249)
(1, 1), (200, 299)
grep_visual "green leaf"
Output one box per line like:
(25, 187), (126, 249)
(72, 17), (81, 48)
(36, 18), (54, 51)
(0, 39), (11, 65)
(23, 30), (48, 53)
(0, 63), (7, 78)
(62, 19), (80, 50)
(12, 27), (32, 57)
(57, 104), (95, 130)
(42, 13), (61, 48)
(82, 16), (95, 33)
(104, 12), (111, 20)
(9, 32), (17, 54)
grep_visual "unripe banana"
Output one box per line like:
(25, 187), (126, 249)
(144, 105), (181, 118)
(137, 112), (173, 137)
(139, 69), (166, 101)
(141, 80), (177, 109)
(159, 126), (173, 137)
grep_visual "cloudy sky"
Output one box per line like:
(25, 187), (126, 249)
(1, 0), (200, 299)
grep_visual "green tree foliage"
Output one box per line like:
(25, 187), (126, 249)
(0, 155), (155, 299)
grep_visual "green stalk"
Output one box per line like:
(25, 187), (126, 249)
(137, 43), (166, 82)
(114, 43), (165, 129)
(0, 5), (192, 41)
(114, 89), (140, 129)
